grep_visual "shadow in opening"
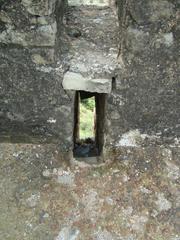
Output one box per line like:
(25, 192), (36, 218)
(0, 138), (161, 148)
(73, 91), (106, 158)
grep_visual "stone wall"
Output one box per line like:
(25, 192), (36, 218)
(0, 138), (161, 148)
(104, 0), (179, 149)
(0, 0), (75, 152)
(0, 0), (179, 159)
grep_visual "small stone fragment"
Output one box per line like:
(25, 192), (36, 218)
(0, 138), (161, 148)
(55, 227), (80, 240)
(26, 193), (40, 208)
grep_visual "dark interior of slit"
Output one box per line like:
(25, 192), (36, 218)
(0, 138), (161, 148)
(73, 91), (106, 158)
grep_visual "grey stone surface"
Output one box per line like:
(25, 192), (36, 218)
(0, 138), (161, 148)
(0, 2), (179, 240)
(0, 0), (72, 150)
(64, 6), (120, 79)
(105, 0), (179, 147)
(63, 72), (112, 93)
(0, 0), (179, 153)
(21, 0), (57, 16)
(0, 22), (57, 46)
(68, 0), (109, 7)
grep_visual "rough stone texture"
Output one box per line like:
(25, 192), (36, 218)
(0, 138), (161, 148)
(21, 0), (57, 16)
(0, 21), (57, 46)
(0, 143), (179, 239)
(63, 72), (112, 93)
(63, 6), (119, 79)
(0, 0), (179, 154)
(0, 46), (73, 149)
(0, 0), (74, 152)
(68, 0), (110, 7)
(0, 0), (58, 46)
(0, 1), (179, 239)
(105, 0), (180, 147)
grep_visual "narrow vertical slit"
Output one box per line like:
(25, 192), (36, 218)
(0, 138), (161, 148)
(95, 93), (106, 155)
(112, 77), (116, 91)
(73, 91), (80, 146)
(79, 94), (95, 140)
(74, 91), (106, 159)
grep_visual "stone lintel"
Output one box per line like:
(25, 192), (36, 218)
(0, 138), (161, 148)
(68, 0), (109, 7)
(62, 72), (112, 93)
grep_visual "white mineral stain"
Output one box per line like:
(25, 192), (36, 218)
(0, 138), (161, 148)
(47, 118), (57, 123)
(155, 193), (172, 212)
(117, 129), (146, 147)
(55, 227), (80, 240)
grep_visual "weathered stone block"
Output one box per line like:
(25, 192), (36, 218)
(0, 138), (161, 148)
(0, 10), (12, 24)
(31, 49), (55, 64)
(62, 72), (112, 93)
(129, 0), (175, 24)
(154, 32), (174, 48)
(126, 27), (150, 53)
(0, 22), (57, 46)
(21, 0), (57, 16)
(68, 0), (109, 6)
